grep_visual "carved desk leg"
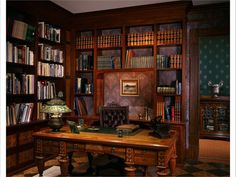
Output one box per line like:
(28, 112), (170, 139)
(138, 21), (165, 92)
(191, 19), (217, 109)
(169, 144), (177, 176)
(58, 141), (69, 177)
(125, 148), (136, 177)
(156, 151), (168, 176)
(35, 139), (44, 177)
(35, 155), (44, 177)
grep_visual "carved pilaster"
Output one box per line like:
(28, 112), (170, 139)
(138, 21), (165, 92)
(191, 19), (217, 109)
(125, 148), (136, 177)
(157, 150), (168, 176)
(36, 139), (43, 154)
(35, 139), (44, 176)
(58, 141), (69, 176)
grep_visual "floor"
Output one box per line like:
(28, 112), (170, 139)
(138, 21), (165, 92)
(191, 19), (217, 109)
(11, 149), (230, 177)
(199, 139), (230, 164)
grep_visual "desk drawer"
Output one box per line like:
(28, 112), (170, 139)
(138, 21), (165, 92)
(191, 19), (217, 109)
(85, 144), (125, 158)
(103, 146), (125, 155)
(134, 149), (157, 165)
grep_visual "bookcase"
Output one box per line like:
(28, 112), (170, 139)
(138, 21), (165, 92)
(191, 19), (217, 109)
(6, 4), (67, 175)
(72, 18), (187, 162)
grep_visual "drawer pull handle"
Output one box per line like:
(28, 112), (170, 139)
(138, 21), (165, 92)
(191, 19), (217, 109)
(111, 147), (115, 153)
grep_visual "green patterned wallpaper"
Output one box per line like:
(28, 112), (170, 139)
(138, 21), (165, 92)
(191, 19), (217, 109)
(199, 36), (230, 96)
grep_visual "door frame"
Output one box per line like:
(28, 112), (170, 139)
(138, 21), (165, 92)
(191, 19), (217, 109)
(189, 28), (229, 160)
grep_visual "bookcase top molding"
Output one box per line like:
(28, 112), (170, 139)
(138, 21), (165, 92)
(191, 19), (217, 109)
(73, 1), (191, 30)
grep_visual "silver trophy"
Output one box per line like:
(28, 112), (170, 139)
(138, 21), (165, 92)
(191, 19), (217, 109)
(208, 80), (224, 97)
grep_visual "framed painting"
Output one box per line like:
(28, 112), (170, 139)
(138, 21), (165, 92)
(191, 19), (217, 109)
(120, 79), (139, 96)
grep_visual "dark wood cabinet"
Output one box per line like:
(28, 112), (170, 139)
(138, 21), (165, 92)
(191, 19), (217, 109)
(6, 120), (47, 176)
(200, 96), (229, 140)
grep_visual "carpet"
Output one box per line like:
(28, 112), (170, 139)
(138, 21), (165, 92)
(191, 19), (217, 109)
(32, 166), (61, 177)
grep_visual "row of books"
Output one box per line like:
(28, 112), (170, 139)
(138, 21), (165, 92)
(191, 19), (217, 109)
(126, 56), (154, 68)
(157, 54), (182, 69)
(156, 86), (176, 95)
(74, 97), (87, 116)
(156, 96), (181, 122)
(75, 29), (182, 48)
(77, 54), (94, 71)
(97, 35), (121, 48)
(38, 43), (64, 63)
(127, 32), (154, 46)
(97, 56), (121, 69)
(76, 77), (93, 94)
(6, 73), (34, 94)
(37, 102), (47, 120)
(38, 21), (61, 43)
(37, 81), (56, 100)
(6, 103), (34, 126)
(76, 36), (93, 49)
(157, 29), (183, 45)
(38, 61), (64, 77)
(10, 19), (35, 42)
(7, 42), (34, 65)
(157, 80), (182, 95)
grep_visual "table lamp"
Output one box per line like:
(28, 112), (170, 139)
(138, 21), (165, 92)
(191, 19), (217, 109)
(41, 97), (72, 132)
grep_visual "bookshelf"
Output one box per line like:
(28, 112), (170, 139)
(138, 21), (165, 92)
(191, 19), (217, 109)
(37, 21), (65, 120)
(75, 30), (95, 116)
(6, 3), (68, 175)
(72, 19), (187, 162)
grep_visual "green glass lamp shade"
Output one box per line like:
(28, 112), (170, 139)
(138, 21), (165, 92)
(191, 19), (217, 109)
(41, 98), (72, 132)
(41, 98), (72, 114)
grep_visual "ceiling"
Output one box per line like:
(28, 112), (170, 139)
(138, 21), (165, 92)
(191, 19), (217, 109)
(50, 0), (230, 13)
(50, 0), (229, 14)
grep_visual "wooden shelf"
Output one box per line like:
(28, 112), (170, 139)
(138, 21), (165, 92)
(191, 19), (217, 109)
(38, 37), (61, 46)
(157, 93), (181, 96)
(157, 43), (182, 47)
(38, 59), (63, 65)
(97, 46), (122, 50)
(157, 68), (182, 71)
(126, 45), (154, 49)
(76, 70), (93, 73)
(75, 93), (94, 97)
(7, 36), (34, 44)
(95, 68), (155, 73)
(37, 76), (64, 79)
(7, 62), (35, 69)
(76, 47), (94, 50)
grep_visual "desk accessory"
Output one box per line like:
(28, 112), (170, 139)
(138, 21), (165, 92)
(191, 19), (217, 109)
(149, 116), (170, 138)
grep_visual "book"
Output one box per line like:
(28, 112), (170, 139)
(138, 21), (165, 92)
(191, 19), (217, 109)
(12, 19), (28, 40)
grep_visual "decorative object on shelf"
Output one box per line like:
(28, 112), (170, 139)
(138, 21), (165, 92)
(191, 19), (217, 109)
(208, 80), (224, 97)
(149, 116), (170, 139)
(67, 120), (80, 134)
(41, 97), (72, 132)
(120, 79), (139, 96)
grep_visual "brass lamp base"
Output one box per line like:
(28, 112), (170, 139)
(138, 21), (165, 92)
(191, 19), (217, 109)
(48, 117), (64, 132)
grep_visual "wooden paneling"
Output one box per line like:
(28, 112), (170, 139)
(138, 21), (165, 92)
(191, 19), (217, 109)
(18, 148), (34, 164)
(7, 134), (17, 149)
(19, 130), (33, 145)
(187, 2), (229, 160)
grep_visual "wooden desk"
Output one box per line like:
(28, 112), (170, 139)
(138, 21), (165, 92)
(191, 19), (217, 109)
(33, 127), (177, 177)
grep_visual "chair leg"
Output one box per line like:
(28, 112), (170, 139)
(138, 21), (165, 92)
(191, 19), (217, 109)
(68, 152), (74, 174)
(87, 152), (95, 175)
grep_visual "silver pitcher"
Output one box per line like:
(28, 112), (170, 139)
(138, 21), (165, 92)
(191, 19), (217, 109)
(208, 80), (224, 97)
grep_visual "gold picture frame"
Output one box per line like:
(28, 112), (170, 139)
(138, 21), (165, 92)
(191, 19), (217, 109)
(120, 79), (139, 96)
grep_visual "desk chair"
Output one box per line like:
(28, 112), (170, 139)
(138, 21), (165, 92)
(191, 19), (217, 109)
(91, 103), (129, 176)
(99, 102), (129, 128)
